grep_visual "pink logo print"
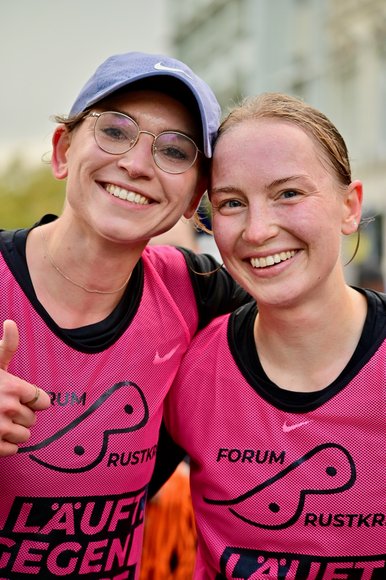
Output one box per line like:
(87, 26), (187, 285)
(153, 345), (179, 364)
(282, 420), (313, 433)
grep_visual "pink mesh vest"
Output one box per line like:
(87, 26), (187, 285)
(0, 245), (198, 579)
(165, 312), (386, 579)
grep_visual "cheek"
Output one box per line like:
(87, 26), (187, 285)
(212, 215), (236, 256)
(166, 172), (201, 211)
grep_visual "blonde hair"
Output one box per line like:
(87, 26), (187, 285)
(217, 92), (352, 187)
(195, 93), (353, 234)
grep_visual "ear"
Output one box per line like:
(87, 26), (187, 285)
(51, 125), (71, 180)
(341, 180), (363, 235)
(183, 174), (208, 219)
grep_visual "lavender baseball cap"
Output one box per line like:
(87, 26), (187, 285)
(69, 51), (221, 158)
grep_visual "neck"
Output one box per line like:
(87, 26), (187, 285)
(39, 226), (136, 295)
(254, 287), (367, 392)
(26, 223), (143, 328)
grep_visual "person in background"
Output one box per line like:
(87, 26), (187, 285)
(0, 51), (250, 579)
(155, 93), (386, 577)
(151, 217), (200, 252)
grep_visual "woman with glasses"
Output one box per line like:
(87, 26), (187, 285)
(0, 51), (249, 579)
(155, 93), (386, 577)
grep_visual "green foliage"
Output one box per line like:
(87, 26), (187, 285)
(0, 156), (65, 229)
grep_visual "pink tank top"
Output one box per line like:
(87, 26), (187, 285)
(165, 312), (386, 579)
(0, 245), (198, 579)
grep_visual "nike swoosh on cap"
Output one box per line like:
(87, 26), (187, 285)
(154, 62), (192, 79)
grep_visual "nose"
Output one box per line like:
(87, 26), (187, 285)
(117, 133), (156, 178)
(241, 204), (279, 245)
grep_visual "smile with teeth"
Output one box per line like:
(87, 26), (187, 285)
(105, 184), (150, 205)
(250, 250), (296, 269)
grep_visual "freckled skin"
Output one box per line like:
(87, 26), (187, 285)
(211, 119), (359, 310)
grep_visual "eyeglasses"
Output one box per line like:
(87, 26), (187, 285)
(87, 111), (200, 174)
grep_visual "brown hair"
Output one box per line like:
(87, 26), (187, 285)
(52, 110), (88, 132)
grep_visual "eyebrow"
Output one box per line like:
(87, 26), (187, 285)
(211, 174), (311, 195)
(210, 185), (238, 195)
(108, 108), (198, 140)
(267, 174), (311, 188)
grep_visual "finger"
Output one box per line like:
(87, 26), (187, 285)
(2, 423), (31, 445)
(25, 385), (40, 406)
(21, 385), (51, 411)
(0, 320), (19, 371)
(0, 440), (20, 457)
(0, 423), (31, 457)
(8, 405), (38, 429)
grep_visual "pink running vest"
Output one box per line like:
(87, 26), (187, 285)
(0, 245), (198, 579)
(165, 313), (386, 579)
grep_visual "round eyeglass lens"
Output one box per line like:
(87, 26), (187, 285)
(94, 113), (138, 154)
(92, 112), (198, 173)
(153, 132), (198, 173)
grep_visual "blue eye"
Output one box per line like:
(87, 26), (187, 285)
(212, 198), (246, 214)
(282, 190), (298, 199)
(224, 199), (243, 208)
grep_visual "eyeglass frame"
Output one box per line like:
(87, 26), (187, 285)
(87, 111), (202, 174)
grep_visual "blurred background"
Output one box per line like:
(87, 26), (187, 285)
(1, 0), (385, 286)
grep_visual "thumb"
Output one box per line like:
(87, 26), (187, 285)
(0, 320), (19, 371)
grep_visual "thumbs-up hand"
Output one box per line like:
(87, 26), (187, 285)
(0, 320), (51, 456)
(0, 319), (19, 371)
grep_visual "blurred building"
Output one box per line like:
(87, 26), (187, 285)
(167, 0), (386, 283)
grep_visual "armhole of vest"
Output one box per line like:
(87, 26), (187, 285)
(176, 247), (220, 328)
(150, 246), (199, 335)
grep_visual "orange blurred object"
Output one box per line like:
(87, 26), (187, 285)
(140, 462), (197, 579)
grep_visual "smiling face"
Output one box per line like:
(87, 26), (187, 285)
(210, 118), (362, 309)
(51, 90), (206, 248)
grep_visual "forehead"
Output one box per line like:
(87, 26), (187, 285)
(215, 119), (323, 166)
(212, 119), (331, 185)
(219, 117), (317, 150)
(96, 89), (201, 139)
